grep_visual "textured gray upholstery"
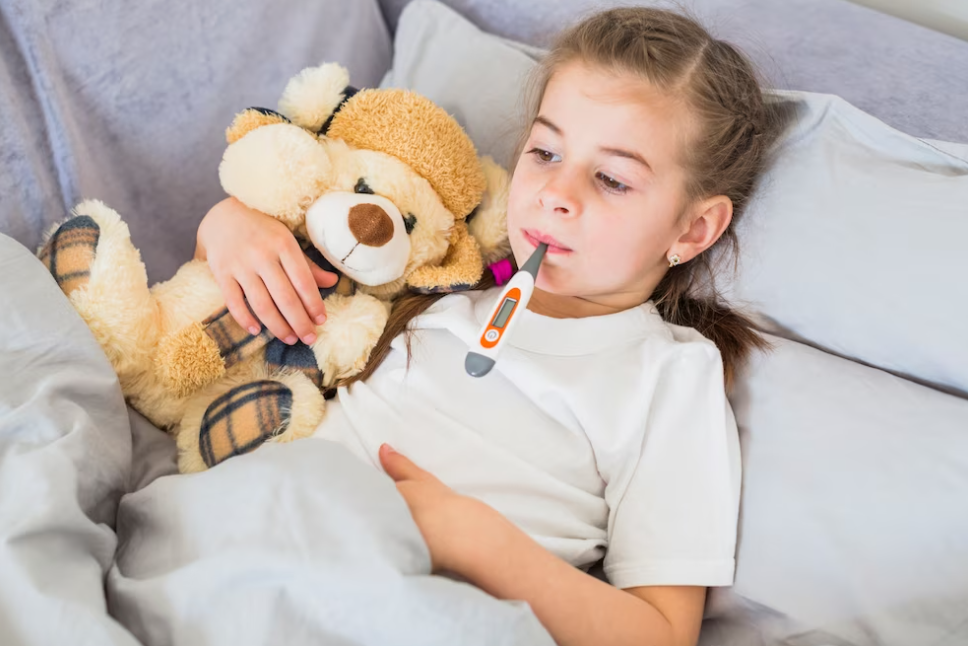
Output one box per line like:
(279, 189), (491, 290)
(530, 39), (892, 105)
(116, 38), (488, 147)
(379, 0), (968, 143)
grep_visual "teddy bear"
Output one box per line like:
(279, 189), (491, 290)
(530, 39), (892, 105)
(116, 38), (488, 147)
(37, 63), (510, 474)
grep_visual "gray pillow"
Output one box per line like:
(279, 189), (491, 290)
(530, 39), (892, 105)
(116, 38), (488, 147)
(0, 0), (392, 283)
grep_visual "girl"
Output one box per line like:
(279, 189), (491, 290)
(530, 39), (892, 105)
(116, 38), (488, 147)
(195, 7), (779, 646)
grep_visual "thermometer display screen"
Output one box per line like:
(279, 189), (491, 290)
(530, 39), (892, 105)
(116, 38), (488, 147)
(492, 297), (517, 328)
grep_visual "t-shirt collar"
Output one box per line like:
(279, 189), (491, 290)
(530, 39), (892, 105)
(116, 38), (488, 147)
(471, 288), (669, 356)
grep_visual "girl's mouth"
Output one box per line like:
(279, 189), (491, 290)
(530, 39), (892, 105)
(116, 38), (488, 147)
(523, 229), (572, 254)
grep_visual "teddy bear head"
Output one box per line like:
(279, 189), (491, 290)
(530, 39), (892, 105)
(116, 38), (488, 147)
(218, 63), (509, 300)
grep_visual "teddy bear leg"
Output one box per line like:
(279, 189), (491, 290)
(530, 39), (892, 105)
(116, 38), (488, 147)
(38, 200), (160, 376)
(175, 370), (325, 473)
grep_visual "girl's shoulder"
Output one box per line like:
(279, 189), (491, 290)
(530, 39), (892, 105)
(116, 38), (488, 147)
(609, 309), (725, 389)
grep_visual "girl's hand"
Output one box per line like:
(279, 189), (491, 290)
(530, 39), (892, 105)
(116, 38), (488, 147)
(195, 197), (338, 344)
(379, 444), (506, 575)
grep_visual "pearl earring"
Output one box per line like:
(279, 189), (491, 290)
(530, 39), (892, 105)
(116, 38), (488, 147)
(668, 254), (681, 267)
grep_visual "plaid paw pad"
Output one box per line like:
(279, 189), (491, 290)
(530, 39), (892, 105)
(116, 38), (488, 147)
(39, 215), (100, 295)
(202, 307), (273, 369)
(199, 380), (293, 468)
(265, 338), (324, 389)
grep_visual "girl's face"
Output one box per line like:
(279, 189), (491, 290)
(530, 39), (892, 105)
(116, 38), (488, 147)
(507, 61), (712, 315)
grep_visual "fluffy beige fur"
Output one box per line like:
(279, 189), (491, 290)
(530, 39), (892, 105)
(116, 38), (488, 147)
(310, 292), (391, 385)
(327, 89), (487, 219)
(219, 123), (334, 230)
(470, 156), (513, 266)
(155, 322), (226, 397)
(278, 62), (351, 132)
(225, 109), (289, 145)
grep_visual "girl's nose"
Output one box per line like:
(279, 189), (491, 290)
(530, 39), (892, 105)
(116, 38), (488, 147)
(538, 174), (581, 216)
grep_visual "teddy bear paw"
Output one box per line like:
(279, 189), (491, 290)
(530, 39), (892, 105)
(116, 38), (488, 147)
(197, 380), (293, 468)
(38, 215), (101, 296)
(156, 322), (227, 398)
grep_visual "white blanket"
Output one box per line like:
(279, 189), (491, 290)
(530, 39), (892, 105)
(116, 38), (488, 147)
(0, 233), (553, 646)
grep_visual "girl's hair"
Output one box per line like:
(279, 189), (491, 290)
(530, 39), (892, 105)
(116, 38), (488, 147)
(339, 6), (779, 392)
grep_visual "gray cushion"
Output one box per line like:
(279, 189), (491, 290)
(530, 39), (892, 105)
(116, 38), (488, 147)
(0, 0), (392, 283)
(379, 0), (968, 143)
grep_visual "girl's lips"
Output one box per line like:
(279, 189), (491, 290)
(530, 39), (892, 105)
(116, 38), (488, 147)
(523, 229), (572, 254)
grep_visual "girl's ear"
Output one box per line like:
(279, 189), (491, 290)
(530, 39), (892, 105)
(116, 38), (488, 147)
(674, 195), (733, 262)
(407, 221), (484, 294)
(467, 156), (512, 266)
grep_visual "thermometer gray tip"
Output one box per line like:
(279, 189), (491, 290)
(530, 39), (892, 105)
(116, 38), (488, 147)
(465, 352), (495, 378)
(520, 242), (548, 279)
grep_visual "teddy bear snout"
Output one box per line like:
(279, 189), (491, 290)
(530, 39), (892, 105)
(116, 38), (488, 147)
(348, 203), (394, 248)
(305, 191), (411, 287)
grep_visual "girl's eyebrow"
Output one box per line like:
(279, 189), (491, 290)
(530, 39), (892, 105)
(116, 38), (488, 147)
(534, 115), (562, 134)
(535, 115), (653, 173)
(599, 146), (653, 173)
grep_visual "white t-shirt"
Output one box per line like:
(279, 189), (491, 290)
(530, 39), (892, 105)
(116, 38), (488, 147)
(312, 287), (741, 589)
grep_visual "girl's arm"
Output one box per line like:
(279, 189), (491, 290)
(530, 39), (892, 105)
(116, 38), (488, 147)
(464, 530), (704, 646)
(195, 197), (338, 344)
(379, 445), (706, 646)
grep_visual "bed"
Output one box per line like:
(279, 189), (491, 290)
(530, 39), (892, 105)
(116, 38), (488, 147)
(1, 1), (966, 644)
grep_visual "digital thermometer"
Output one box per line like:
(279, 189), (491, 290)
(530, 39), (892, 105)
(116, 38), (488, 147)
(465, 243), (548, 377)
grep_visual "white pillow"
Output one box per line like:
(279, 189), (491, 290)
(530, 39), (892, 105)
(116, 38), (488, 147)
(727, 92), (968, 396)
(705, 334), (968, 646)
(385, 0), (968, 398)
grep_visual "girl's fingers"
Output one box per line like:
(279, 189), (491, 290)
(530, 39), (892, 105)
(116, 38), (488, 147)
(239, 275), (296, 343)
(307, 257), (340, 289)
(260, 263), (318, 344)
(379, 444), (433, 483)
(221, 277), (261, 335)
(280, 251), (328, 326)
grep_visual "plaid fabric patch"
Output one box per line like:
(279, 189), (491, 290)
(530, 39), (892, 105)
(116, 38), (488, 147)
(202, 307), (273, 369)
(265, 338), (324, 389)
(39, 216), (100, 294)
(199, 380), (293, 468)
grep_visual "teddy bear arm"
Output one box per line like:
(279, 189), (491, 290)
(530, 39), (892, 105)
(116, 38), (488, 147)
(310, 293), (391, 385)
(156, 306), (274, 398)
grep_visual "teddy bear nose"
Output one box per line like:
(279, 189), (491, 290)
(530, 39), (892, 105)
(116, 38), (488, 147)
(348, 203), (395, 247)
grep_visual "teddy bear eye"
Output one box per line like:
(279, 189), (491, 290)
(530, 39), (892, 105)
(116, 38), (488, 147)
(354, 178), (374, 195)
(404, 213), (417, 235)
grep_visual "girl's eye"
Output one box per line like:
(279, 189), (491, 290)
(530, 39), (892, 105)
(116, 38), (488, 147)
(596, 172), (628, 194)
(527, 147), (561, 164)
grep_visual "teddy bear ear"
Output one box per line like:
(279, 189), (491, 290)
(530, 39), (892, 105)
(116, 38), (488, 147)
(277, 62), (354, 133)
(225, 107), (292, 144)
(407, 221), (484, 295)
(467, 155), (512, 267)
